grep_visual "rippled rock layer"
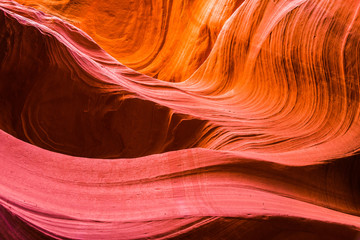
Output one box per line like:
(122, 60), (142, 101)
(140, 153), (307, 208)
(1, 0), (360, 239)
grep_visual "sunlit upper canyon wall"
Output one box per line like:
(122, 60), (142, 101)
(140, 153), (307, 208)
(16, 0), (241, 82)
(1, 0), (360, 239)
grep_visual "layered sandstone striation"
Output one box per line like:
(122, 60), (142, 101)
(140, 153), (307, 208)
(1, 0), (360, 239)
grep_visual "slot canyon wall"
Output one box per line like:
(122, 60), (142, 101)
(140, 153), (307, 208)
(0, 0), (360, 239)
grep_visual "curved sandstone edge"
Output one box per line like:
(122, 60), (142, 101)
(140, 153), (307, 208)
(1, 205), (359, 240)
(0, 5), (221, 159)
(0, 1), (360, 239)
(1, 1), (360, 164)
(0, 130), (360, 239)
(13, 0), (244, 82)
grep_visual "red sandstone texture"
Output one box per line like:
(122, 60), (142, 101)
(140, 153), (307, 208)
(0, 0), (360, 239)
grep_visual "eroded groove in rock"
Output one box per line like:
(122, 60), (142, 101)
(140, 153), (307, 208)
(1, 0), (360, 239)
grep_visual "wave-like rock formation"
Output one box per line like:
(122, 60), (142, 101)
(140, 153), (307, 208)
(1, 0), (360, 239)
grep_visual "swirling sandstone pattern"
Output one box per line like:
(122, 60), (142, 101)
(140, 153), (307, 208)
(0, 0), (360, 239)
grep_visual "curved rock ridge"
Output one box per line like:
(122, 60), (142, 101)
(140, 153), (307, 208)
(1, 130), (360, 239)
(15, 0), (244, 82)
(1, 0), (360, 163)
(0, 0), (360, 239)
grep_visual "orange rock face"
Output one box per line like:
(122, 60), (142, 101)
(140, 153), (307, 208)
(16, 0), (242, 82)
(0, 0), (360, 239)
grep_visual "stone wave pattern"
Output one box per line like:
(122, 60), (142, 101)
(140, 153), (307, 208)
(1, 0), (360, 239)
